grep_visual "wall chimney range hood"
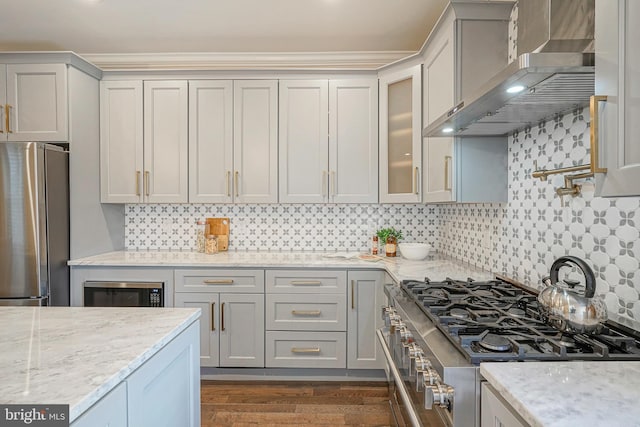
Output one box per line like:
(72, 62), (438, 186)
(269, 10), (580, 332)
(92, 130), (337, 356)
(423, 0), (595, 138)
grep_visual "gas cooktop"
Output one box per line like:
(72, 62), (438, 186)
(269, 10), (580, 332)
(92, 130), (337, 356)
(401, 278), (640, 364)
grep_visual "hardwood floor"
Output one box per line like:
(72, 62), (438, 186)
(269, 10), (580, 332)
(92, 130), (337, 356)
(201, 380), (393, 426)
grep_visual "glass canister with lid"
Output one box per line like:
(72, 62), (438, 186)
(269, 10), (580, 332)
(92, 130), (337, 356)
(195, 220), (210, 253)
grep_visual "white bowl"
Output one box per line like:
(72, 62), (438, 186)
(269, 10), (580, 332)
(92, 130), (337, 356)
(398, 243), (432, 260)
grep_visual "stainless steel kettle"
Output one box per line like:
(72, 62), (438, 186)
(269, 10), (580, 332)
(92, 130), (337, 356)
(537, 256), (607, 334)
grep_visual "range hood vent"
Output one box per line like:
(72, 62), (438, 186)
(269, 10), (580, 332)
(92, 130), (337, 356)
(423, 0), (595, 137)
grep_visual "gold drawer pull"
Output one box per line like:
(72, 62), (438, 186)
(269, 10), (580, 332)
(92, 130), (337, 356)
(291, 310), (321, 316)
(291, 347), (321, 354)
(290, 280), (322, 286)
(203, 279), (234, 285)
(211, 302), (215, 331)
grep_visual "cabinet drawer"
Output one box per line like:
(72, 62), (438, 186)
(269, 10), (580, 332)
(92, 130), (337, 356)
(175, 269), (264, 293)
(266, 294), (346, 331)
(266, 270), (346, 293)
(265, 331), (346, 368)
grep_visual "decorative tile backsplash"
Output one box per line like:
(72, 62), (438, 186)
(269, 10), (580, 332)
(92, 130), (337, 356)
(125, 204), (438, 252)
(438, 107), (640, 324)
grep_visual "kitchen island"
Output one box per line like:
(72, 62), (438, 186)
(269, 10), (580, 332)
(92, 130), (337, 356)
(481, 361), (640, 427)
(0, 306), (201, 426)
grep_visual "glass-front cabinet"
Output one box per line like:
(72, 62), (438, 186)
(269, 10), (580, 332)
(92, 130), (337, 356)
(379, 64), (422, 203)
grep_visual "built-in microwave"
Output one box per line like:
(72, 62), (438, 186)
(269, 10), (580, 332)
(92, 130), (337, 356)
(83, 281), (164, 307)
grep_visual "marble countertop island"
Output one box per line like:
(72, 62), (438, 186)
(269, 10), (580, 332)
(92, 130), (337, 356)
(481, 361), (640, 427)
(0, 307), (200, 423)
(68, 250), (495, 283)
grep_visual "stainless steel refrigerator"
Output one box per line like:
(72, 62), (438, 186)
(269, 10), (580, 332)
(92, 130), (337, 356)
(0, 142), (70, 306)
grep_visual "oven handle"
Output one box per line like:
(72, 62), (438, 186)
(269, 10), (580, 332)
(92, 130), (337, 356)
(376, 328), (422, 427)
(84, 281), (163, 289)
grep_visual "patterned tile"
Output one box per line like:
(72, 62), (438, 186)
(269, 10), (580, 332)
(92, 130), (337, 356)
(437, 106), (640, 325)
(124, 204), (438, 253)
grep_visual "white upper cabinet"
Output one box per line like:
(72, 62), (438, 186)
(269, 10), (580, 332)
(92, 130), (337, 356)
(595, 0), (640, 197)
(1, 63), (68, 141)
(188, 80), (234, 203)
(101, 80), (188, 204)
(421, 6), (509, 204)
(233, 80), (278, 203)
(189, 80), (277, 203)
(329, 79), (379, 203)
(379, 65), (422, 203)
(279, 80), (329, 203)
(143, 80), (189, 203)
(280, 78), (378, 204)
(100, 81), (144, 203)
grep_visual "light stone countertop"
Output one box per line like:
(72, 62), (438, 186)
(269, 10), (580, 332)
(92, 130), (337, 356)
(68, 250), (496, 283)
(0, 307), (200, 422)
(481, 361), (640, 427)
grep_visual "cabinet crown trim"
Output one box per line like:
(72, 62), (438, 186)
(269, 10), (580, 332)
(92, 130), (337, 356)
(82, 51), (413, 72)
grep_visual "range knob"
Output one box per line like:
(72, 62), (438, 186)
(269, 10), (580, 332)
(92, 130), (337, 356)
(414, 355), (433, 391)
(424, 382), (454, 410)
(406, 343), (424, 376)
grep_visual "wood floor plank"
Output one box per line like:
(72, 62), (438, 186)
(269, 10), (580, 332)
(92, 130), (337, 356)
(201, 380), (392, 427)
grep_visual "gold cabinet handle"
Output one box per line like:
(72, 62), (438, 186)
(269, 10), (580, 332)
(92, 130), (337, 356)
(144, 171), (150, 196)
(331, 171), (336, 197)
(0, 105), (4, 133)
(291, 310), (321, 316)
(135, 171), (141, 196)
(203, 279), (234, 285)
(5, 104), (11, 134)
(291, 347), (320, 354)
(590, 95), (608, 174)
(290, 280), (322, 286)
(444, 156), (452, 191)
(226, 171), (231, 197)
(211, 302), (215, 331)
(351, 279), (355, 309)
(234, 171), (239, 198)
(413, 167), (419, 195)
(221, 302), (225, 331)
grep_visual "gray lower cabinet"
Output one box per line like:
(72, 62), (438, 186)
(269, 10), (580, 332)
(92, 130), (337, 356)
(265, 269), (347, 368)
(71, 321), (200, 427)
(174, 269), (265, 368)
(481, 383), (529, 427)
(347, 270), (385, 369)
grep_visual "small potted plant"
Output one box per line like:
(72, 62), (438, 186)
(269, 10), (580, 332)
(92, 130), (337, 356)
(376, 227), (403, 257)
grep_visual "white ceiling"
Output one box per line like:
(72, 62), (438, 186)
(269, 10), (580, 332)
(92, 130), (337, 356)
(0, 0), (449, 54)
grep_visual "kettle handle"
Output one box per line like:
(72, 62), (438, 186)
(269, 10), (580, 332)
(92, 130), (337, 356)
(549, 256), (596, 298)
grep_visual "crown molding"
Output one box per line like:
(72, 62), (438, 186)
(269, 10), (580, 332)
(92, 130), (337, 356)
(81, 51), (415, 72)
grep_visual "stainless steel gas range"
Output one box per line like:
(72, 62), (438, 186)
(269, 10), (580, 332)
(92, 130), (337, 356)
(377, 277), (640, 427)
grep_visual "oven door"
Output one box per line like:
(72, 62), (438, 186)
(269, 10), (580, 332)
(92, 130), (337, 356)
(377, 329), (418, 426)
(83, 281), (164, 307)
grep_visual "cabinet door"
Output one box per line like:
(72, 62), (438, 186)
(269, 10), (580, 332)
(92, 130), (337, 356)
(127, 321), (200, 427)
(423, 23), (455, 203)
(379, 65), (422, 203)
(279, 80), (329, 203)
(329, 79), (378, 203)
(188, 80), (233, 203)
(347, 270), (385, 369)
(143, 80), (188, 203)
(219, 293), (265, 367)
(5, 63), (67, 141)
(175, 292), (219, 367)
(100, 80), (144, 203)
(234, 80), (278, 203)
(595, 0), (640, 197)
